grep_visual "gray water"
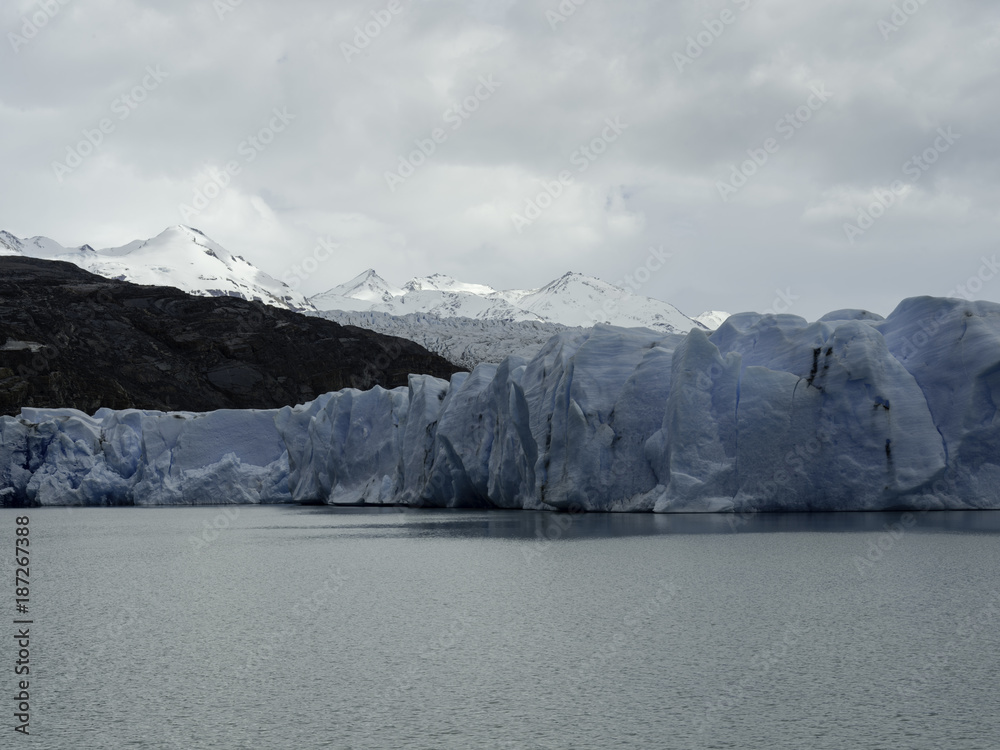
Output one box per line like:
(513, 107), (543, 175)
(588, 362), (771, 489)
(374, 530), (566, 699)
(4, 506), (1000, 749)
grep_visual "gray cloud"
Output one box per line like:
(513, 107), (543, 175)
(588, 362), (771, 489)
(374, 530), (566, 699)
(2, 0), (998, 320)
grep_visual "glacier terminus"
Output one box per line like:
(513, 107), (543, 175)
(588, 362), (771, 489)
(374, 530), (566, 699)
(2, 296), (998, 512)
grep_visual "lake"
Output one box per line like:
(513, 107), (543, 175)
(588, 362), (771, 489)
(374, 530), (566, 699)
(6, 506), (1000, 749)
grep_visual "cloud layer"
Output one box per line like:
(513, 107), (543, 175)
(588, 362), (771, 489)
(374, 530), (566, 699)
(2, 0), (998, 319)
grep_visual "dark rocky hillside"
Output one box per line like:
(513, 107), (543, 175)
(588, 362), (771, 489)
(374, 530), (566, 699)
(0, 257), (461, 416)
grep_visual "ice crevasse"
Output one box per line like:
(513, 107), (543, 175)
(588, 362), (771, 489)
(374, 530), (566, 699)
(2, 296), (999, 512)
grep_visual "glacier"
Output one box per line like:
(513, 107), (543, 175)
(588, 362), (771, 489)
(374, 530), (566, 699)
(309, 269), (703, 333)
(311, 309), (580, 371)
(3, 296), (999, 512)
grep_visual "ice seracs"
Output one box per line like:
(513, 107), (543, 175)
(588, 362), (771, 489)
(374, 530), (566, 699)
(3, 296), (1000, 512)
(1, 406), (290, 506)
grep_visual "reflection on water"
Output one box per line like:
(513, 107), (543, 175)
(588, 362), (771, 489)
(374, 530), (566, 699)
(286, 505), (1000, 540)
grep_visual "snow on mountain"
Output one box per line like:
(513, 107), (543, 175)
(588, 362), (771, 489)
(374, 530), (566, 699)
(515, 272), (696, 330)
(8, 296), (1000, 512)
(402, 273), (499, 296)
(390, 289), (544, 321)
(311, 275), (539, 322)
(307, 269), (703, 367)
(0, 226), (311, 311)
(0, 230), (95, 258)
(325, 269), (403, 303)
(0, 232), (22, 256)
(694, 311), (731, 330)
(309, 269), (403, 312)
(310, 269), (702, 332)
(6, 225), (703, 369)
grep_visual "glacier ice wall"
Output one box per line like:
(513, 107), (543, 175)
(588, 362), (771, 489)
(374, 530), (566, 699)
(2, 297), (999, 511)
(1, 407), (290, 506)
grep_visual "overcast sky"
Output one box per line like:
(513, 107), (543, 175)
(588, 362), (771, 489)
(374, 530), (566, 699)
(2, 0), (998, 319)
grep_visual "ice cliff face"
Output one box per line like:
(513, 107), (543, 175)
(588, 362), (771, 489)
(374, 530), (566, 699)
(2, 297), (998, 512)
(0, 407), (290, 507)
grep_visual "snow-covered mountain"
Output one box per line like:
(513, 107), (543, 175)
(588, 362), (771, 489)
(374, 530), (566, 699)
(0, 226), (311, 311)
(310, 269), (702, 332)
(2, 225), (708, 366)
(311, 272), (532, 320)
(403, 273), (498, 296)
(311, 269), (403, 309)
(694, 310), (731, 330)
(308, 269), (707, 368)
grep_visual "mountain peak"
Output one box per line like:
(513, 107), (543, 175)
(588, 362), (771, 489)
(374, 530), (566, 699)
(0, 231), (24, 255)
(1, 227), (311, 312)
(403, 274), (497, 296)
(693, 311), (731, 330)
(314, 269), (403, 305)
(311, 268), (698, 332)
(164, 224), (207, 236)
(157, 224), (211, 243)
